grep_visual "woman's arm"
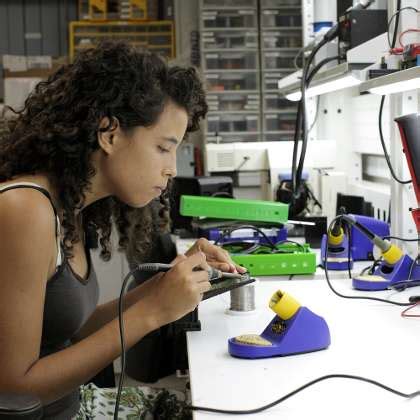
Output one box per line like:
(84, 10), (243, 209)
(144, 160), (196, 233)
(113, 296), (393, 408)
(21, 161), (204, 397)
(0, 191), (209, 405)
(75, 238), (245, 341)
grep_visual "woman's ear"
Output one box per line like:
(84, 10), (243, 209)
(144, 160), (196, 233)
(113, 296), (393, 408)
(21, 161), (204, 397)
(97, 117), (120, 155)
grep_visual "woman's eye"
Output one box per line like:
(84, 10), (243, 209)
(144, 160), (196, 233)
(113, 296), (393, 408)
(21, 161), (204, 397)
(158, 146), (170, 153)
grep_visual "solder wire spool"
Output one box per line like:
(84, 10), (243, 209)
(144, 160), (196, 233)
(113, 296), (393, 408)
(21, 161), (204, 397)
(225, 280), (258, 315)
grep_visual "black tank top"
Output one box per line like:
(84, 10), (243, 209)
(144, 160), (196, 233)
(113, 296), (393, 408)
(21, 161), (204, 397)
(0, 183), (99, 419)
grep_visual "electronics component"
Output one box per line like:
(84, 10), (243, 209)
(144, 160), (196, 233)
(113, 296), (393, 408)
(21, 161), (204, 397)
(170, 176), (233, 233)
(338, 9), (388, 60)
(223, 243), (316, 276)
(401, 43), (420, 69)
(203, 226), (288, 246)
(180, 195), (289, 224)
(228, 289), (330, 358)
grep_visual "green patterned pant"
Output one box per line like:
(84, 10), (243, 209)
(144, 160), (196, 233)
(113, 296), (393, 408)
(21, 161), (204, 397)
(74, 383), (192, 419)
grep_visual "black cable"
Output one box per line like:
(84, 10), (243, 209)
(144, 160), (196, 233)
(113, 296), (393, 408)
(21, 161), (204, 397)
(274, 239), (305, 252)
(294, 39), (328, 198)
(114, 266), (139, 420)
(188, 373), (420, 415)
(356, 234), (420, 280)
(306, 55), (340, 85)
(379, 0), (411, 185)
(305, 56), (340, 136)
(291, 40), (329, 203)
(391, 256), (420, 290)
(215, 225), (306, 254)
(379, 95), (411, 184)
(215, 225), (278, 250)
(308, 96), (320, 134)
(383, 235), (420, 242)
(391, 0), (402, 48)
(323, 216), (412, 307)
(387, 6), (419, 49)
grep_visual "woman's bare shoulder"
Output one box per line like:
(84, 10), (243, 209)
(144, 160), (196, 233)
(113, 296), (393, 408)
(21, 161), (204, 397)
(0, 185), (57, 254)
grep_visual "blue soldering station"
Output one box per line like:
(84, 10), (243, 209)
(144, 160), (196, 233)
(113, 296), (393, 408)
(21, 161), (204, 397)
(228, 290), (330, 359)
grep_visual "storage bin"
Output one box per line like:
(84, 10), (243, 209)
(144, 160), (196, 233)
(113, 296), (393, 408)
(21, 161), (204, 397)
(206, 133), (260, 143)
(261, 9), (302, 28)
(262, 30), (302, 49)
(263, 50), (296, 69)
(264, 113), (296, 131)
(261, 0), (301, 7)
(204, 51), (258, 70)
(263, 132), (295, 141)
(206, 72), (258, 91)
(207, 93), (259, 112)
(202, 9), (258, 29)
(263, 72), (294, 90)
(202, 31), (258, 50)
(207, 114), (259, 133)
(264, 92), (297, 110)
(70, 20), (174, 61)
(202, 0), (256, 9)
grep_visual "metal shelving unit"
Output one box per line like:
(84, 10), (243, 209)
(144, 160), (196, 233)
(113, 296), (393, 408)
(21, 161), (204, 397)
(260, 0), (302, 142)
(200, 0), (260, 144)
(200, 0), (303, 144)
(69, 20), (175, 62)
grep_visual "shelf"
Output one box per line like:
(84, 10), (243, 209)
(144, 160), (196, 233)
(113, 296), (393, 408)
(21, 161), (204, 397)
(204, 69), (259, 73)
(278, 62), (364, 100)
(359, 66), (420, 95)
(261, 26), (302, 30)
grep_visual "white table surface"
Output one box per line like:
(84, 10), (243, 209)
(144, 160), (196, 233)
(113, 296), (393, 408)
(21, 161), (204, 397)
(186, 272), (420, 420)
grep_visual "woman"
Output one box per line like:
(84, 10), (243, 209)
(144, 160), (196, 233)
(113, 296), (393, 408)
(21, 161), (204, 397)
(0, 41), (245, 419)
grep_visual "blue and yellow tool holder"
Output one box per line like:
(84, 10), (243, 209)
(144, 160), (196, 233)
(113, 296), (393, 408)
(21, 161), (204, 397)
(320, 233), (354, 271)
(228, 290), (331, 359)
(352, 254), (420, 291)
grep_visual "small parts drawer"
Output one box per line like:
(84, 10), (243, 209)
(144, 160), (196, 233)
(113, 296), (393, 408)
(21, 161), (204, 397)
(202, 31), (258, 50)
(206, 72), (258, 92)
(263, 50), (296, 69)
(202, 9), (257, 29)
(205, 51), (258, 70)
(262, 30), (302, 49)
(207, 93), (259, 112)
(263, 72), (294, 90)
(202, 0), (257, 9)
(261, 9), (302, 28)
(264, 92), (297, 110)
(207, 114), (259, 133)
(264, 113), (296, 132)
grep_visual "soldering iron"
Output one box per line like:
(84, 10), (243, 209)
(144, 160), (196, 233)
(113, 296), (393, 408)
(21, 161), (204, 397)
(340, 214), (403, 265)
(134, 262), (244, 281)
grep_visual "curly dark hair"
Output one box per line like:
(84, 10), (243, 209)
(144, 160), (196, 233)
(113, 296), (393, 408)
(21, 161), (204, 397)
(0, 41), (208, 261)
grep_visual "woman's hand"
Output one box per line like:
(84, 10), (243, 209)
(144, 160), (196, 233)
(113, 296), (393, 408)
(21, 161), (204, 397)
(184, 237), (247, 274)
(138, 252), (212, 327)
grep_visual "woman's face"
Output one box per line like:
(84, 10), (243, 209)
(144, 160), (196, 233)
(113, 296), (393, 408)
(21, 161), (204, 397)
(99, 100), (188, 207)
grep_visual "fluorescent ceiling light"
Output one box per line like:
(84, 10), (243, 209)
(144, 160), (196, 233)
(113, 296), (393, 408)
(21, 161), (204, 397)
(368, 77), (420, 95)
(285, 74), (361, 101)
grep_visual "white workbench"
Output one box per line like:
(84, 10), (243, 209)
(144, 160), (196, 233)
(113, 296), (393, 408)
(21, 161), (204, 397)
(187, 273), (420, 420)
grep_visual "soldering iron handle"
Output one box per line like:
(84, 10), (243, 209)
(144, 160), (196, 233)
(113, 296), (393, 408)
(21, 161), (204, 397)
(136, 263), (222, 281)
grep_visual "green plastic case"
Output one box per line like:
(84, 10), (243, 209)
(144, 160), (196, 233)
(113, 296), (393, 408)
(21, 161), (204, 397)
(180, 195), (289, 224)
(230, 244), (317, 276)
